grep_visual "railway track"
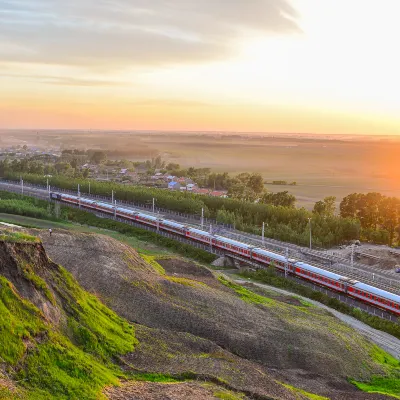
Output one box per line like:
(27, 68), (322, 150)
(0, 180), (399, 295)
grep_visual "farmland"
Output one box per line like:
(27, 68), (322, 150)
(1, 130), (400, 209)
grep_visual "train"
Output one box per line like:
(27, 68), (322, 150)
(50, 192), (400, 316)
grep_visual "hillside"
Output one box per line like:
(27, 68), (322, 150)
(31, 229), (399, 399)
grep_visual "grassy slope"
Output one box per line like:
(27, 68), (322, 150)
(218, 275), (400, 399)
(2, 215), (400, 398)
(0, 237), (137, 399)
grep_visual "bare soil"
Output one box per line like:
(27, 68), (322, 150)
(104, 381), (245, 400)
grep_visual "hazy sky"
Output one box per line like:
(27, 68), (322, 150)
(1, 0), (400, 134)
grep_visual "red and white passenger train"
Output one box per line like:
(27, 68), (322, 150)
(51, 192), (400, 316)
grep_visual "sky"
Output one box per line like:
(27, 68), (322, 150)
(1, 0), (400, 134)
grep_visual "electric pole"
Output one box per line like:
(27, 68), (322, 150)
(285, 247), (289, 278)
(262, 222), (265, 246)
(21, 179), (23, 195)
(308, 217), (312, 249)
(152, 197), (155, 214)
(201, 207), (204, 229)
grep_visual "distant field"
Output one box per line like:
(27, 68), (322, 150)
(2, 130), (400, 209)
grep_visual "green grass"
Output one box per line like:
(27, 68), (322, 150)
(22, 266), (55, 304)
(281, 383), (329, 399)
(349, 345), (400, 398)
(218, 276), (274, 306)
(165, 276), (205, 287)
(131, 373), (183, 383)
(0, 231), (40, 243)
(0, 276), (45, 364)
(213, 390), (245, 400)
(0, 246), (138, 399)
(140, 254), (166, 274)
(54, 267), (137, 360)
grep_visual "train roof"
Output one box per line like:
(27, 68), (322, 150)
(294, 261), (343, 281)
(188, 227), (212, 237)
(252, 248), (287, 262)
(162, 220), (185, 228)
(214, 235), (249, 249)
(137, 212), (158, 221)
(353, 282), (400, 302)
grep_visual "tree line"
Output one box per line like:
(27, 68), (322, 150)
(340, 192), (400, 246)
(1, 172), (360, 248)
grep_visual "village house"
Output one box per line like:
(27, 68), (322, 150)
(168, 181), (181, 190)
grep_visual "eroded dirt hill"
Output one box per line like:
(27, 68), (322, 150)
(35, 229), (400, 399)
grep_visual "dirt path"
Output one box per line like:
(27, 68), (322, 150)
(225, 273), (400, 360)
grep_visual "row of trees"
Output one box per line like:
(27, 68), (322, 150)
(340, 192), (400, 245)
(2, 172), (361, 248)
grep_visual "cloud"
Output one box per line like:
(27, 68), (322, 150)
(0, 72), (125, 86)
(0, 0), (299, 68)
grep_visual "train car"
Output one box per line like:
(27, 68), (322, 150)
(160, 220), (187, 235)
(252, 248), (288, 269)
(293, 261), (345, 292)
(116, 207), (138, 220)
(214, 235), (251, 257)
(136, 212), (158, 226)
(351, 282), (400, 315)
(186, 227), (212, 243)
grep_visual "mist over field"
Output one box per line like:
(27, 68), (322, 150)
(2, 129), (400, 209)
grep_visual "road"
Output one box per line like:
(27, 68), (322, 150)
(1, 179), (399, 295)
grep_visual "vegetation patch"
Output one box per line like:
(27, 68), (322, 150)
(349, 346), (400, 398)
(213, 389), (246, 400)
(55, 267), (137, 360)
(165, 276), (205, 287)
(0, 276), (46, 364)
(281, 383), (329, 400)
(218, 276), (274, 306)
(0, 230), (39, 243)
(0, 241), (139, 400)
(140, 254), (166, 275)
(20, 262), (55, 304)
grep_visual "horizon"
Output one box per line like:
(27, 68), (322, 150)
(1, 0), (400, 135)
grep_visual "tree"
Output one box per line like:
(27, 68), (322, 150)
(340, 193), (362, 219)
(91, 151), (107, 165)
(166, 163), (180, 171)
(313, 196), (336, 217)
(248, 173), (264, 195)
(260, 191), (296, 207)
(55, 162), (71, 174)
(379, 196), (400, 246)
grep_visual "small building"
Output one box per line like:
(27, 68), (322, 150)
(186, 183), (196, 191)
(210, 190), (228, 198)
(193, 188), (210, 195)
(120, 168), (128, 175)
(168, 181), (181, 190)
